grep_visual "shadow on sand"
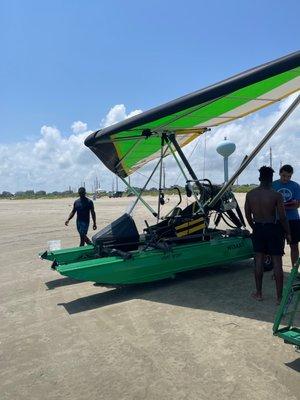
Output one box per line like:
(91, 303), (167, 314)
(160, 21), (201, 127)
(45, 276), (84, 290)
(285, 358), (300, 372)
(54, 259), (292, 324)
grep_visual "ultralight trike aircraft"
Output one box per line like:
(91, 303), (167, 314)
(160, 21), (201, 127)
(41, 51), (300, 289)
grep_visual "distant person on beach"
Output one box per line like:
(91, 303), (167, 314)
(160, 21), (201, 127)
(65, 187), (97, 246)
(273, 164), (300, 266)
(244, 166), (291, 304)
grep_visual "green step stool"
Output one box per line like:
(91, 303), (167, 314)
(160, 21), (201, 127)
(273, 258), (300, 350)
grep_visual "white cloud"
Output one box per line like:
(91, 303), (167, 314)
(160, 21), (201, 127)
(101, 104), (142, 128)
(0, 96), (299, 194)
(0, 124), (100, 193)
(71, 121), (87, 134)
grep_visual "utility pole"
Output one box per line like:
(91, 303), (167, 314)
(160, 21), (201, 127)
(269, 147), (273, 168)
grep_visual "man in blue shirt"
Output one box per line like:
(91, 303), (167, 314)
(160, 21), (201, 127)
(273, 164), (300, 266)
(65, 187), (97, 246)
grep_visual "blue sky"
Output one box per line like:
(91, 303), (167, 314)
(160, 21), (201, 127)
(0, 0), (299, 191)
(2, 0), (299, 142)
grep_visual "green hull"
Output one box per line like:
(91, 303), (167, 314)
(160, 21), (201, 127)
(41, 236), (253, 285)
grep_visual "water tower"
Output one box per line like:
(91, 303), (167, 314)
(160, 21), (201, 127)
(216, 137), (236, 182)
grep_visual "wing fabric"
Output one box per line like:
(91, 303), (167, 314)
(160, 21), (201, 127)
(85, 51), (300, 177)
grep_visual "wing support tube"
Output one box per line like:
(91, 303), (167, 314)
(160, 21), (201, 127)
(207, 94), (300, 209)
(166, 133), (204, 195)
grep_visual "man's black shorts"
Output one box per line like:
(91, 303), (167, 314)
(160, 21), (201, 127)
(289, 219), (300, 244)
(251, 223), (285, 256)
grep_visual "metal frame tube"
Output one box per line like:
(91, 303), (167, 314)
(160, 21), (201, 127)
(165, 141), (189, 181)
(120, 176), (157, 217)
(157, 137), (165, 222)
(208, 94), (300, 208)
(120, 146), (170, 217)
(168, 134), (204, 194)
(165, 139), (203, 211)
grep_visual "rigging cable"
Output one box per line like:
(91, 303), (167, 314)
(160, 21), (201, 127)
(134, 170), (159, 186)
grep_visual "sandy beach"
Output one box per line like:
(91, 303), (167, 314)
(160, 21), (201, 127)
(0, 194), (299, 400)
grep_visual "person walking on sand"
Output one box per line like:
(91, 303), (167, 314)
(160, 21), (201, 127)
(273, 164), (300, 267)
(65, 187), (97, 246)
(244, 166), (291, 304)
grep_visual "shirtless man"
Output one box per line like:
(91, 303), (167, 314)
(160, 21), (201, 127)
(244, 166), (291, 303)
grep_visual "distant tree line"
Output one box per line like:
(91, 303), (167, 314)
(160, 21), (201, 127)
(0, 189), (76, 199)
(0, 184), (257, 200)
(232, 184), (258, 193)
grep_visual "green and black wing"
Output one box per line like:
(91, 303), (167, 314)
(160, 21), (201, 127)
(85, 51), (300, 177)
